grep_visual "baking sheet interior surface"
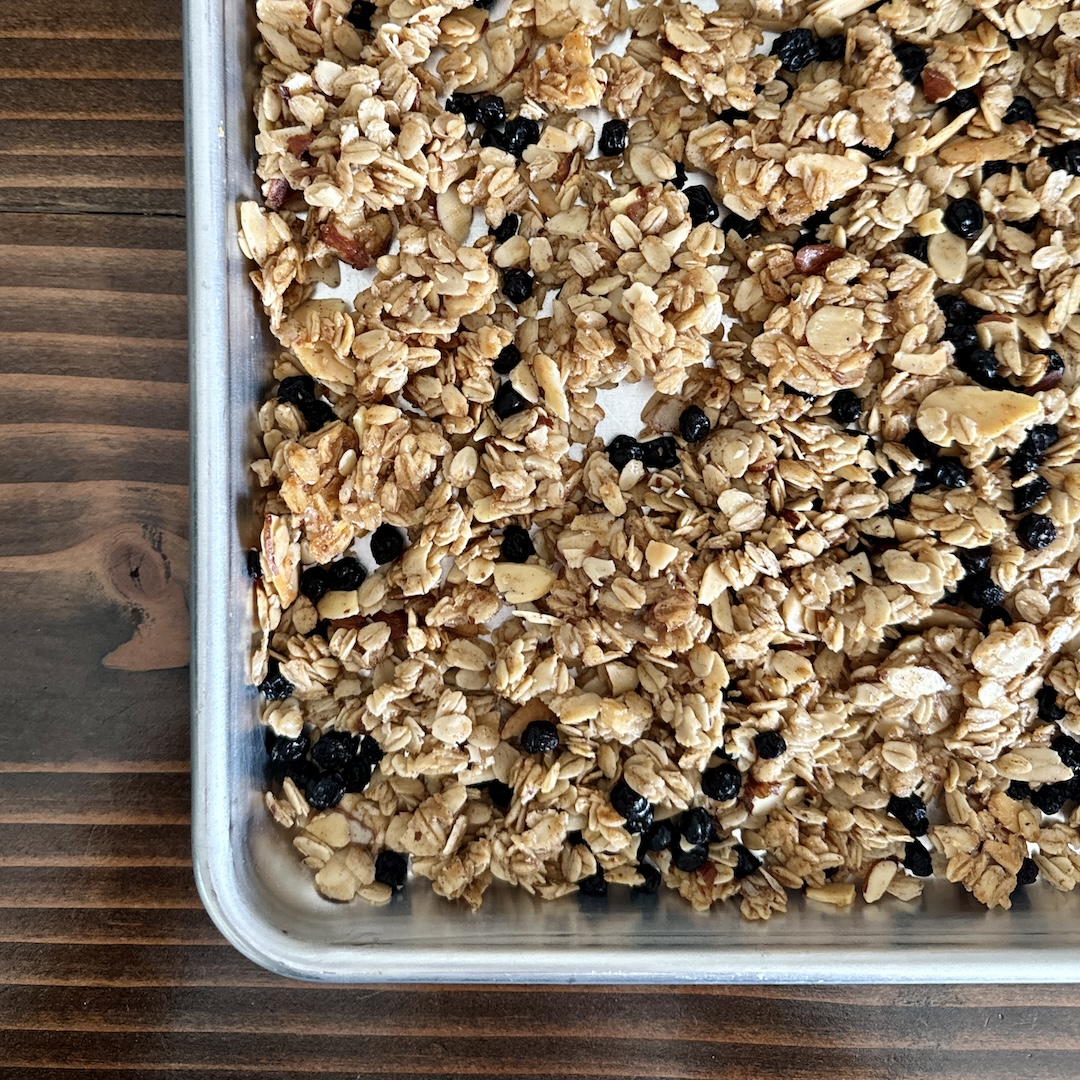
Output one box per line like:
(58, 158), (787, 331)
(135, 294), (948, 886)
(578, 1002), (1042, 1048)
(187, 0), (1080, 980)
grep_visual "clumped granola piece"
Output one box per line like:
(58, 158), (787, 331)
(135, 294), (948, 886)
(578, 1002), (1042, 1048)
(244, 0), (1080, 918)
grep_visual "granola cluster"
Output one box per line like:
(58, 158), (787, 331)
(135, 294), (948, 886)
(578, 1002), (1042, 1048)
(243, 0), (1080, 917)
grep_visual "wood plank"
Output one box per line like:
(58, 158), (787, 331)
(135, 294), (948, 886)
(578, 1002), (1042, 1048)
(0, 79), (181, 122)
(0, 212), (185, 250)
(0, 774), (191, 825)
(0, 907), (223, 946)
(0, 287), (186, 341)
(0, 482), (188, 555)
(0, 120), (185, 156)
(1, 1028), (1077, 1078)
(0, 424), (186, 484)
(0, 37), (181, 78)
(0, 247), (186, 294)
(0, 823), (191, 865)
(0, 0), (180, 39)
(0, 375), (187, 430)
(1, 332), (188, 381)
(0, 867), (202, 909)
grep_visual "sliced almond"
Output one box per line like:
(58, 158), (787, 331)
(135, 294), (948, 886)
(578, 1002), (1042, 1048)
(806, 882), (856, 907)
(805, 306), (864, 356)
(916, 385), (1039, 446)
(927, 230), (968, 284)
(863, 860), (898, 903)
(318, 589), (360, 620)
(493, 563), (557, 603)
(436, 186), (473, 245)
(645, 539), (679, 573)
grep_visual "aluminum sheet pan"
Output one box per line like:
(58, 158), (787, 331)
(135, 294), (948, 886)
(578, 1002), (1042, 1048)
(185, 0), (1080, 982)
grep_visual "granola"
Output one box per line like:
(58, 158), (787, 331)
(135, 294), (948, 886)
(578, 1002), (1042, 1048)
(245, 0), (1080, 917)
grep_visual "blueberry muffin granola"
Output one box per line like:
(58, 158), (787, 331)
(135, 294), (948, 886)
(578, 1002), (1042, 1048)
(241, 0), (1080, 916)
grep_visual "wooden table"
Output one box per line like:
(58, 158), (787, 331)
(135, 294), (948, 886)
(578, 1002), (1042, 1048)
(3, 1), (1080, 1075)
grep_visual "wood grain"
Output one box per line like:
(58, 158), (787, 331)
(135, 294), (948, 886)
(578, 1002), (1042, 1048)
(2, 1), (1080, 1077)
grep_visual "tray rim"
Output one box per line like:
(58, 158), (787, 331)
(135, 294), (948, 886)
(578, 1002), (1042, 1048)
(184, 0), (1080, 984)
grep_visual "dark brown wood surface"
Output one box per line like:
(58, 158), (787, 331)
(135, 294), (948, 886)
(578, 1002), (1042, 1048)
(2, 1), (1080, 1076)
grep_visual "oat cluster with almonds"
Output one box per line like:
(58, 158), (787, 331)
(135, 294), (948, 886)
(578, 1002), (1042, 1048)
(241, 0), (1080, 917)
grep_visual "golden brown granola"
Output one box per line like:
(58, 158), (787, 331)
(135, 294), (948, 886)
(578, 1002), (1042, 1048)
(245, 0), (1080, 915)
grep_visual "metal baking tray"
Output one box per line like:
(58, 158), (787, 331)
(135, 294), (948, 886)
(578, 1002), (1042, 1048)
(185, 0), (1080, 982)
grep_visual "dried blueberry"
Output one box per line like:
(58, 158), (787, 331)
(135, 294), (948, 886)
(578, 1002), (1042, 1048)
(1052, 733), (1080, 772)
(887, 793), (929, 836)
(311, 730), (358, 771)
(1013, 476), (1050, 515)
(306, 773), (346, 810)
(725, 213), (761, 238)
(641, 436), (679, 469)
(858, 138), (895, 161)
(670, 161), (688, 189)
(598, 119), (628, 156)
(1006, 779), (1031, 801)
(486, 779), (513, 811)
(672, 843), (709, 873)
(903, 235), (929, 262)
(1015, 857), (1039, 886)
(326, 556), (366, 591)
(346, 0), (375, 31)
(624, 804), (654, 836)
(370, 523), (405, 564)
(358, 734), (385, 766)
(492, 380), (529, 419)
(755, 731), (787, 759)
(1037, 685), (1067, 724)
(893, 42), (927, 84)
(503, 116), (540, 158)
(830, 389), (862, 426)
(955, 347), (1006, 389)
(633, 860), (662, 895)
(520, 719), (559, 754)
(817, 34), (845, 61)
(445, 92), (476, 122)
(578, 870), (608, 896)
(302, 398), (336, 432)
(944, 198), (984, 240)
(491, 214), (519, 245)
(1003, 96), (1037, 125)
(258, 659), (293, 701)
(911, 471), (934, 494)
(501, 525), (535, 564)
(1022, 424), (1060, 456)
(374, 850), (408, 890)
(903, 842), (933, 877)
(944, 89), (979, 119)
(607, 434), (644, 471)
(983, 605), (1013, 626)
(493, 343), (521, 375)
(679, 807), (715, 846)
(717, 107), (748, 124)
(702, 761), (741, 802)
(929, 457), (968, 489)
(937, 294), (983, 325)
(1012, 215), (1041, 234)
(246, 549), (262, 579)
(474, 94), (505, 129)
(959, 573), (1004, 609)
(942, 322), (980, 354)
(1009, 450), (1040, 482)
(679, 405), (711, 443)
(611, 779), (650, 822)
(1045, 139), (1080, 175)
(501, 268), (533, 304)
(773, 28), (819, 73)
(644, 820), (676, 853)
(733, 844), (761, 879)
(473, 0), (496, 8)
(1031, 782), (1069, 815)
(983, 160), (1013, 179)
(1017, 513), (1056, 551)
(902, 429), (937, 460)
(278, 374), (316, 407)
(267, 731), (310, 768)
(342, 760), (373, 793)
(479, 127), (509, 152)
(684, 185), (720, 226)
(957, 547), (992, 575)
